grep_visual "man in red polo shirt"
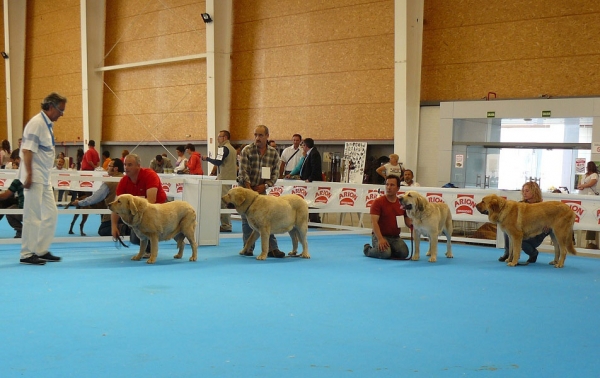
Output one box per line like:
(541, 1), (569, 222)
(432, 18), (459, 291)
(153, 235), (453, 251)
(111, 153), (167, 255)
(81, 140), (100, 170)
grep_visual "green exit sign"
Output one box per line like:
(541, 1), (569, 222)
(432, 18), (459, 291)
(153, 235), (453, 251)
(487, 111), (495, 118)
(542, 110), (551, 117)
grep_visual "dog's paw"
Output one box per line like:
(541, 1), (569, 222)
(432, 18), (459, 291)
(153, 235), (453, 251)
(428, 257), (437, 263)
(146, 258), (156, 264)
(173, 253), (183, 259)
(554, 264), (564, 268)
(549, 260), (557, 265)
(507, 261), (518, 267)
(288, 251), (298, 256)
(189, 256), (197, 262)
(256, 254), (267, 260)
(131, 255), (142, 261)
(301, 253), (311, 259)
(426, 251), (431, 256)
(411, 255), (420, 261)
(446, 253), (453, 258)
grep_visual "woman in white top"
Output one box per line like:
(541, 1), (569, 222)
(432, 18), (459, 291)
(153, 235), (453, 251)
(577, 161), (599, 248)
(376, 153), (403, 180)
(174, 145), (188, 173)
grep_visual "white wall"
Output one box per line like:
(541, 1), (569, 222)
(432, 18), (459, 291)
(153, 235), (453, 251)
(416, 105), (440, 187)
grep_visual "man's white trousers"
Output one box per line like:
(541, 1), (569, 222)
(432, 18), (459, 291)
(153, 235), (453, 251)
(21, 183), (57, 259)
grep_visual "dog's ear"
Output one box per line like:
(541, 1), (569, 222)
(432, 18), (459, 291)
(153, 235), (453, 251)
(129, 197), (139, 215)
(489, 197), (500, 213)
(417, 195), (425, 212)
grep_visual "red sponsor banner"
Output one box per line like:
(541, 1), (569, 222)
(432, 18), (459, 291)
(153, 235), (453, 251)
(339, 187), (358, 206)
(176, 183), (184, 193)
(562, 199), (583, 223)
(365, 189), (380, 208)
(162, 182), (171, 192)
(292, 186), (308, 199)
(58, 173), (71, 188)
(79, 174), (94, 188)
(268, 186), (284, 197)
(455, 194), (475, 215)
(426, 192), (444, 203)
(314, 186), (332, 204)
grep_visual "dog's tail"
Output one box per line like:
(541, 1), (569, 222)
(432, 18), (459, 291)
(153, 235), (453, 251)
(568, 236), (577, 255)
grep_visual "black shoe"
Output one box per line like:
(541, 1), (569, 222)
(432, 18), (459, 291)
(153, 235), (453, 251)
(498, 254), (509, 262)
(267, 249), (285, 258)
(364, 244), (371, 256)
(220, 226), (232, 233)
(14, 233), (21, 238)
(527, 249), (538, 264)
(20, 255), (46, 265)
(38, 252), (61, 262)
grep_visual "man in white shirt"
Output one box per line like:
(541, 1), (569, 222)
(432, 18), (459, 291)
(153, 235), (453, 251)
(279, 134), (302, 178)
(20, 92), (66, 265)
(401, 169), (420, 187)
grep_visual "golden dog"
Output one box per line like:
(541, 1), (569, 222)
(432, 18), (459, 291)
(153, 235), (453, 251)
(476, 194), (576, 268)
(399, 191), (453, 262)
(222, 187), (309, 260)
(108, 194), (198, 264)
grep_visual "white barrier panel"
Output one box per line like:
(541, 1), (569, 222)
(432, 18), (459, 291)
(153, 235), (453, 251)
(182, 178), (221, 246)
(1, 169), (598, 244)
(267, 181), (600, 231)
(158, 174), (215, 199)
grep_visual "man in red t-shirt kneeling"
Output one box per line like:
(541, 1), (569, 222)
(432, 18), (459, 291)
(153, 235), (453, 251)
(363, 175), (412, 259)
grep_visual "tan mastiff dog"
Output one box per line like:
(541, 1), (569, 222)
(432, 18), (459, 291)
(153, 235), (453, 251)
(109, 194), (198, 264)
(222, 187), (310, 260)
(399, 191), (453, 262)
(476, 194), (576, 268)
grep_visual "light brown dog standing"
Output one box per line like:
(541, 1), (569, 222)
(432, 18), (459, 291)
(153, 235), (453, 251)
(476, 194), (576, 268)
(109, 194), (198, 264)
(399, 191), (453, 262)
(222, 187), (310, 260)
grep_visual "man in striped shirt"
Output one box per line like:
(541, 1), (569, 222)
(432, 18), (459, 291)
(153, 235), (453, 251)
(237, 125), (284, 258)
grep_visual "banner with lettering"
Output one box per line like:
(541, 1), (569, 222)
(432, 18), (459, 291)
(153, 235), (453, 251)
(2, 171), (600, 231)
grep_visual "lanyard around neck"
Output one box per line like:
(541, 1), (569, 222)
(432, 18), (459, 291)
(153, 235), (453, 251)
(41, 112), (55, 146)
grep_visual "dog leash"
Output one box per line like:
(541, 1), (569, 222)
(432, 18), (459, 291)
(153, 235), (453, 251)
(399, 226), (414, 260)
(113, 234), (129, 248)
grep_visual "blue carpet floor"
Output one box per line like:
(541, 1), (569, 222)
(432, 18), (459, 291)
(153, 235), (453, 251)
(1, 215), (599, 377)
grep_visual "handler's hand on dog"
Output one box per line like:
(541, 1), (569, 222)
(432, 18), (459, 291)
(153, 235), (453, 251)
(111, 227), (120, 239)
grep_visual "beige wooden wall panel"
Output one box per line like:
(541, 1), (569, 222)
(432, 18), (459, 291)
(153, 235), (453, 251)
(422, 55), (600, 101)
(234, 0), (383, 24)
(105, 1), (206, 66)
(233, 35), (393, 81)
(103, 1), (207, 142)
(102, 60), (207, 142)
(232, 70), (393, 109)
(231, 103), (394, 141)
(24, 0), (82, 143)
(231, 0), (394, 141)
(0, 5), (6, 142)
(422, 0), (600, 102)
(424, 0), (600, 28)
